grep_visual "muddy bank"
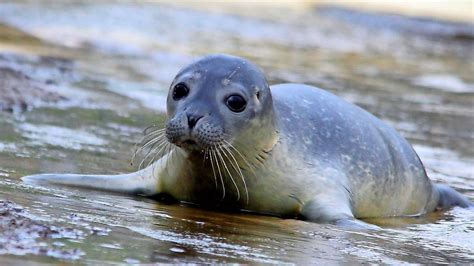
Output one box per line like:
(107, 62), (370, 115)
(0, 200), (84, 260)
(0, 65), (65, 113)
(0, 54), (73, 113)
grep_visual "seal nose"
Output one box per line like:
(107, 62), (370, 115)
(187, 113), (203, 129)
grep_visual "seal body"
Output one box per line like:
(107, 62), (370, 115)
(23, 54), (472, 227)
(265, 84), (436, 219)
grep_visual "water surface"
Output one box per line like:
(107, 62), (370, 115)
(0, 1), (473, 264)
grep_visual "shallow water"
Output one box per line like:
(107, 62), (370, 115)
(0, 1), (473, 264)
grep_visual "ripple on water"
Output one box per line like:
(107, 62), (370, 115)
(16, 123), (108, 152)
(413, 74), (474, 93)
(127, 225), (279, 263)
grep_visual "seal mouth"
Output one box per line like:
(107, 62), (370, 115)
(175, 138), (204, 151)
(183, 139), (197, 146)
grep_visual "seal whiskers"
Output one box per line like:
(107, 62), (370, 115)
(164, 142), (174, 170)
(223, 140), (257, 175)
(140, 137), (168, 165)
(216, 145), (241, 201)
(221, 144), (249, 205)
(131, 127), (166, 165)
(211, 149), (226, 201)
(164, 144), (177, 176)
(207, 148), (219, 190)
(132, 125), (179, 173)
(153, 141), (171, 171)
(138, 135), (168, 170)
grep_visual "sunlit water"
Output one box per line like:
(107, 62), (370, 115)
(0, 1), (473, 263)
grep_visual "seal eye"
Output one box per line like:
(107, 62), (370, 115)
(172, 83), (189, 100)
(226, 95), (246, 112)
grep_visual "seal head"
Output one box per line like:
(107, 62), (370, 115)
(165, 54), (276, 154)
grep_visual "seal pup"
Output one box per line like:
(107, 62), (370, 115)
(23, 54), (473, 228)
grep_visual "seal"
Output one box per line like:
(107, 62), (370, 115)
(23, 54), (473, 228)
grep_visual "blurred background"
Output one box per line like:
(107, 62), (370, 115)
(0, 0), (473, 264)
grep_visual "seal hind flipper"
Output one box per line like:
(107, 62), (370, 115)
(22, 164), (161, 196)
(435, 184), (473, 209)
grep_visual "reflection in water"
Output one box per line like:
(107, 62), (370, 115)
(0, 1), (473, 264)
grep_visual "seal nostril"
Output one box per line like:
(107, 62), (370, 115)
(187, 114), (203, 129)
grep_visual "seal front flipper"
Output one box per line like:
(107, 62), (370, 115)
(301, 198), (380, 230)
(300, 191), (380, 229)
(22, 160), (164, 196)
